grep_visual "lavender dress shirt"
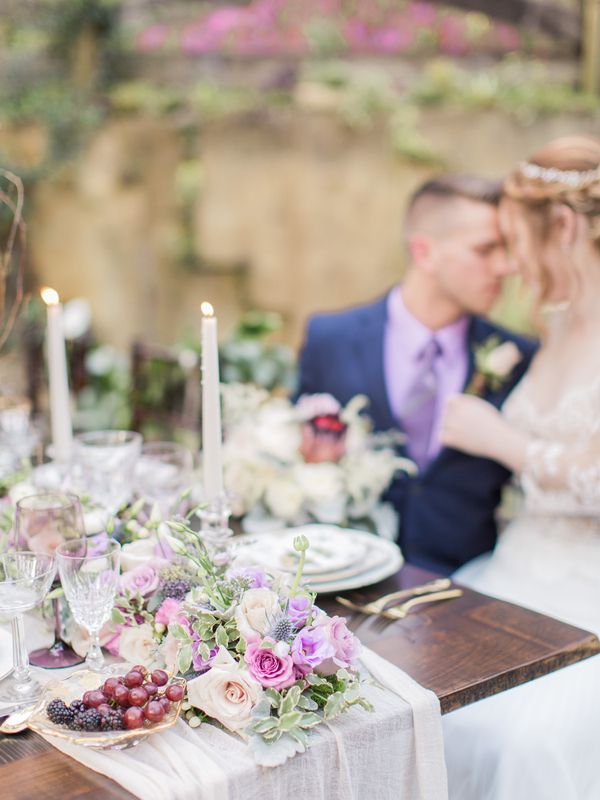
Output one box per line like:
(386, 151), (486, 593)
(383, 287), (469, 465)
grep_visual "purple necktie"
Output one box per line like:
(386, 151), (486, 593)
(401, 338), (441, 470)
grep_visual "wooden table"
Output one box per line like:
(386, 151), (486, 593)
(2, 563), (599, 799)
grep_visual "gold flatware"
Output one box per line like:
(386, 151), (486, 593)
(335, 578), (452, 616)
(378, 588), (463, 620)
(0, 703), (37, 734)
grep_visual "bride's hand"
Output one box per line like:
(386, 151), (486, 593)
(440, 394), (520, 463)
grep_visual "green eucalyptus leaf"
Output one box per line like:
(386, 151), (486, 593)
(299, 712), (322, 728)
(215, 626), (229, 647)
(278, 711), (302, 731)
(178, 643), (192, 675)
(169, 623), (190, 641)
(264, 688), (282, 708)
(111, 607), (126, 624)
(297, 695), (319, 711)
(324, 692), (345, 720)
(252, 717), (279, 734)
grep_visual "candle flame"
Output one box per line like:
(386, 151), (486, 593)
(201, 301), (214, 317)
(41, 286), (60, 305)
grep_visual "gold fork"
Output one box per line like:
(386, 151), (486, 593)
(335, 578), (452, 616)
(377, 588), (463, 621)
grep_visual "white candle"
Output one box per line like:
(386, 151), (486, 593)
(201, 301), (224, 504)
(41, 287), (73, 462)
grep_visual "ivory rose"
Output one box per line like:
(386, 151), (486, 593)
(234, 588), (281, 642)
(118, 623), (156, 665)
(187, 647), (262, 734)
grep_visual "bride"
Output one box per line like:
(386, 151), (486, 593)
(440, 135), (600, 800)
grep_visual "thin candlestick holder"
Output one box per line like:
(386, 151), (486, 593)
(198, 495), (234, 566)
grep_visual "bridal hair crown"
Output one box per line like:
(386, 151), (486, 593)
(519, 161), (600, 189)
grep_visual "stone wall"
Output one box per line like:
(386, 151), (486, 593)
(21, 106), (600, 359)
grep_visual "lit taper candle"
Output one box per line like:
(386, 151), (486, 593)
(201, 301), (224, 503)
(41, 287), (73, 462)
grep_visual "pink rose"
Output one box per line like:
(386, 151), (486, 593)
(244, 639), (296, 689)
(155, 598), (182, 626)
(311, 614), (361, 675)
(119, 564), (160, 597)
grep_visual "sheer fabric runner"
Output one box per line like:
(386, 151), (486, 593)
(36, 647), (448, 800)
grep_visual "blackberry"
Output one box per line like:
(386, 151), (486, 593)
(100, 710), (125, 731)
(161, 578), (191, 600)
(80, 709), (102, 732)
(46, 699), (74, 727)
(69, 699), (87, 714)
(69, 712), (85, 731)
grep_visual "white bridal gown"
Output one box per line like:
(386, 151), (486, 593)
(443, 359), (600, 799)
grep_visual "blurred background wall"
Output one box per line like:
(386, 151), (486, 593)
(1, 0), (598, 432)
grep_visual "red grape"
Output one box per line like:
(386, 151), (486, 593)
(103, 677), (120, 698)
(113, 684), (130, 707)
(144, 701), (165, 723)
(165, 684), (184, 702)
(123, 707), (145, 730)
(151, 669), (168, 687)
(97, 703), (113, 716)
(144, 682), (158, 696)
(82, 691), (93, 707)
(124, 671), (144, 688)
(128, 687), (149, 707)
(86, 690), (107, 708)
(159, 697), (171, 713)
(131, 664), (148, 676)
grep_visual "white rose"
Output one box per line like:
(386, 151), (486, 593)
(234, 588), (281, 642)
(483, 342), (521, 378)
(120, 538), (158, 571)
(187, 647), (262, 734)
(118, 623), (157, 665)
(159, 632), (181, 672)
(264, 475), (304, 522)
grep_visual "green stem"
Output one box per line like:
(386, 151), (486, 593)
(289, 550), (306, 597)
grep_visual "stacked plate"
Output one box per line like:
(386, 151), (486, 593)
(235, 524), (403, 593)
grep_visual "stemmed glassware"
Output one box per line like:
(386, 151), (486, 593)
(56, 537), (121, 673)
(71, 430), (142, 513)
(15, 492), (86, 668)
(133, 441), (193, 516)
(0, 552), (56, 705)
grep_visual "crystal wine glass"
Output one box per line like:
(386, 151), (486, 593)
(56, 537), (121, 673)
(15, 492), (86, 668)
(133, 441), (193, 517)
(71, 430), (142, 513)
(0, 552), (56, 705)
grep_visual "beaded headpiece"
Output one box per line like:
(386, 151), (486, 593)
(519, 161), (600, 189)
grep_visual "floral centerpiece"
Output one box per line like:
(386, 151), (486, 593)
(107, 513), (372, 766)
(218, 385), (415, 538)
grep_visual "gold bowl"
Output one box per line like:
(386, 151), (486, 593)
(28, 669), (186, 750)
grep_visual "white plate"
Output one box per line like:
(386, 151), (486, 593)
(238, 524), (370, 576)
(307, 536), (403, 594)
(235, 524), (403, 593)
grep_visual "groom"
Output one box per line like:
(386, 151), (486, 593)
(296, 174), (537, 575)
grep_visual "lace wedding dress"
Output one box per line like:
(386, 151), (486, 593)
(443, 330), (600, 800)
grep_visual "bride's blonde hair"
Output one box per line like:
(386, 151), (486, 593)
(504, 135), (600, 306)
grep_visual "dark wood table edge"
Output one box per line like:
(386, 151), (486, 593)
(438, 633), (600, 713)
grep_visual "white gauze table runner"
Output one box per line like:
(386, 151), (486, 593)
(33, 646), (448, 800)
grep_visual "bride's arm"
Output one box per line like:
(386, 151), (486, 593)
(441, 394), (600, 502)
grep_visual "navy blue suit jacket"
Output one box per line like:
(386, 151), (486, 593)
(296, 293), (538, 575)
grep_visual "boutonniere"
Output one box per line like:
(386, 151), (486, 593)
(466, 336), (522, 395)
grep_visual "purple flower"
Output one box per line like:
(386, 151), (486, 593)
(287, 595), (311, 628)
(245, 639), (296, 689)
(192, 638), (218, 672)
(311, 614), (361, 674)
(291, 624), (335, 676)
(119, 564), (159, 597)
(155, 598), (182, 626)
(226, 565), (271, 589)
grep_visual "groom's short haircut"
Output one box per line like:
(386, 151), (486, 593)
(404, 174), (502, 239)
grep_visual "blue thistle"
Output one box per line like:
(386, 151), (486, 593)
(269, 616), (294, 642)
